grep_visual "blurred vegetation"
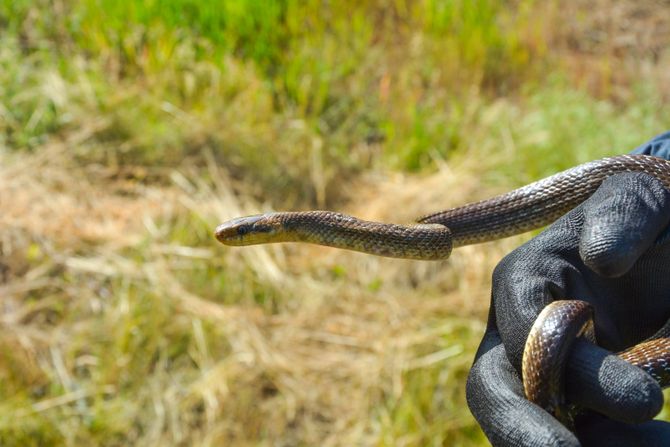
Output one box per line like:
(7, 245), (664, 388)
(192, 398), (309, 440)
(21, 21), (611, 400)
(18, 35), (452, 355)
(5, 0), (666, 204)
(1, 0), (670, 445)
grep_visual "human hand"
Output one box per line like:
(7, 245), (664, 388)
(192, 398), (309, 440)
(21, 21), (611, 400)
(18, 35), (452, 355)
(466, 133), (670, 446)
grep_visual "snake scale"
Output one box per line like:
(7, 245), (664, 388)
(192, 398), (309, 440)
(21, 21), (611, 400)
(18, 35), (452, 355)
(215, 154), (670, 419)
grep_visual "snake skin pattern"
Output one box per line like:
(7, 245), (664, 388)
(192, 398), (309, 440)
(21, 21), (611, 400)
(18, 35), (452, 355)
(216, 211), (452, 260)
(419, 155), (670, 246)
(619, 319), (670, 385)
(522, 301), (595, 416)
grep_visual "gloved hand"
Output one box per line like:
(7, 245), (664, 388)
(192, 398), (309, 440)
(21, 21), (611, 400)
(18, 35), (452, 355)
(466, 131), (670, 446)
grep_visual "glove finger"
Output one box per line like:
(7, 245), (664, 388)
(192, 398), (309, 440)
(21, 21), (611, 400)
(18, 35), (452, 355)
(576, 412), (670, 447)
(579, 172), (670, 277)
(467, 330), (579, 447)
(492, 247), (664, 423)
(564, 339), (664, 423)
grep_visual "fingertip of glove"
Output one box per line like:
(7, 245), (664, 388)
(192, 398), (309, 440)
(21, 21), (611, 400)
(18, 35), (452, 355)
(579, 233), (637, 277)
(579, 172), (670, 277)
(566, 341), (664, 423)
(607, 364), (664, 422)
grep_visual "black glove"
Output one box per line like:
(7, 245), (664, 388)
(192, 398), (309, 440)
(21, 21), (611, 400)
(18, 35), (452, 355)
(466, 132), (670, 446)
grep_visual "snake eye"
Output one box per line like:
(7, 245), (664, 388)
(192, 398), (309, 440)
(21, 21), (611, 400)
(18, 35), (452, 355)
(237, 225), (249, 236)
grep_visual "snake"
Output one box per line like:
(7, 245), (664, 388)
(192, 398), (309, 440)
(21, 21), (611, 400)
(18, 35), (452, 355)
(215, 154), (670, 420)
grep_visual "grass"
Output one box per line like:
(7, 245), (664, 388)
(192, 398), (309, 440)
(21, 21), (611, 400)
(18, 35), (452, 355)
(1, 0), (670, 445)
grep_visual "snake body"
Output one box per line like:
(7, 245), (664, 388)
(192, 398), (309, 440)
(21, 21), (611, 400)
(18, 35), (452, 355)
(524, 300), (670, 422)
(215, 154), (670, 418)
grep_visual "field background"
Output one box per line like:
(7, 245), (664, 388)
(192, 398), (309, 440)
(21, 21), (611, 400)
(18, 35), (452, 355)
(2, 1), (670, 445)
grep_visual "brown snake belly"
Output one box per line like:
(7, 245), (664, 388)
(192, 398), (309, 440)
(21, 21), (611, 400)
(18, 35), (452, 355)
(215, 154), (670, 419)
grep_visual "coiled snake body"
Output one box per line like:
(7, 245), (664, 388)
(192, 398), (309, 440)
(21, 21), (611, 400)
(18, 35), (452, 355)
(215, 154), (670, 419)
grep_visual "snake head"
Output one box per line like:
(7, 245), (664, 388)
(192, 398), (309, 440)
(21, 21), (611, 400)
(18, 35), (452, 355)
(215, 214), (282, 246)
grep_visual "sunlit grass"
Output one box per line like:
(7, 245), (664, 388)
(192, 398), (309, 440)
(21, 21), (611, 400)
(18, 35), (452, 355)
(1, 0), (669, 445)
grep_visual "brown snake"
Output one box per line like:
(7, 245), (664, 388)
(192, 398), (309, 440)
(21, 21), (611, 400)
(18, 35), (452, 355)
(215, 154), (670, 419)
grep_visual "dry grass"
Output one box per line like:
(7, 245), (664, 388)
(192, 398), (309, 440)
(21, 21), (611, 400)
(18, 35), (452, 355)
(1, 130), (542, 445)
(3, 81), (670, 447)
(4, 112), (670, 446)
(547, 0), (670, 100)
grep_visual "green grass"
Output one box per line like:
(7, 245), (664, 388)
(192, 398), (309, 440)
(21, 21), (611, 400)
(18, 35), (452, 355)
(1, 0), (669, 445)
(1, 0), (554, 203)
